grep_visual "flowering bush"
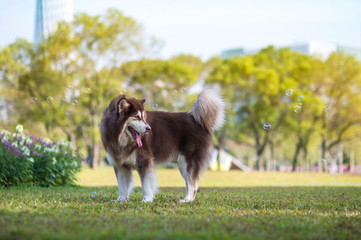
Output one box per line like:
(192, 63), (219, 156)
(0, 125), (82, 187)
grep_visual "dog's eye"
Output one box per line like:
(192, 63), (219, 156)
(135, 115), (141, 120)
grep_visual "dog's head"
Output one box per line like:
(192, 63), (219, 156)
(101, 95), (151, 148)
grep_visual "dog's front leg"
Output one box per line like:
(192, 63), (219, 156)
(113, 166), (134, 202)
(138, 167), (158, 202)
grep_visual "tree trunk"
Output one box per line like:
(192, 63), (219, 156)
(320, 115), (327, 173)
(86, 144), (93, 167)
(337, 143), (343, 174)
(255, 134), (268, 172)
(271, 141), (275, 171)
(292, 141), (302, 172)
(266, 147), (272, 172)
(257, 153), (264, 172)
(303, 146), (308, 172)
(350, 143), (355, 173)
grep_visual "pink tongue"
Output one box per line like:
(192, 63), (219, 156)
(136, 134), (142, 147)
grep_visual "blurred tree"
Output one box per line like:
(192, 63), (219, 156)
(320, 53), (361, 172)
(0, 9), (159, 168)
(120, 56), (203, 112)
(288, 57), (325, 171)
(207, 46), (311, 171)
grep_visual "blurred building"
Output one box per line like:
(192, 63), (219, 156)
(222, 41), (361, 61)
(34, 0), (73, 43)
(220, 48), (244, 59)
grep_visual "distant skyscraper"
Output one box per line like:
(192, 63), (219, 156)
(34, 0), (73, 43)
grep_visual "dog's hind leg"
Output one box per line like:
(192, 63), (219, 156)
(113, 166), (134, 202)
(177, 155), (198, 203)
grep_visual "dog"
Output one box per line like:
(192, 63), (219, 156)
(100, 89), (225, 202)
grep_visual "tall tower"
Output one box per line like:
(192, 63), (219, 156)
(34, 0), (73, 43)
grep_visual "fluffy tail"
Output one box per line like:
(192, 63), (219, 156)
(191, 89), (225, 132)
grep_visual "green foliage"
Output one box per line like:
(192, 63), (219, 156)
(0, 141), (33, 187)
(0, 9), (163, 168)
(120, 56), (200, 111)
(0, 125), (81, 187)
(207, 46), (361, 170)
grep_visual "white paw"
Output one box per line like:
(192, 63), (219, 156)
(179, 198), (193, 203)
(111, 197), (127, 202)
(142, 197), (154, 203)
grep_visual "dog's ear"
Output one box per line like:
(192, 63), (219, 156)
(118, 98), (130, 113)
(140, 99), (146, 105)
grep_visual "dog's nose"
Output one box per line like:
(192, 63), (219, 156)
(145, 125), (151, 133)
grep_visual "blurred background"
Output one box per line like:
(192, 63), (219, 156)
(1, 0), (361, 174)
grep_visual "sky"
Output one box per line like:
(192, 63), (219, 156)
(0, 0), (360, 59)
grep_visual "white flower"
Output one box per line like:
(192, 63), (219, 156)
(35, 144), (42, 150)
(28, 157), (34, 163)
(12, 142), (19, 148)
(52, 157), (57, 164)
(1, 130), (11, 137)
(24, 137), (33, 145)
(21, 146), (30, 156)
(58, 140), (72, 149)
(15, 124), (24, 133)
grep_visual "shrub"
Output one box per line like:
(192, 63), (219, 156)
(0, 125), (82, 187)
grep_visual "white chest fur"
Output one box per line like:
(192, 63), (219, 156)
(122, 151), (137, 168)
(106, 150), (137, 169)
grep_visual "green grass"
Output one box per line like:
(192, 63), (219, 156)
(1, 169), (361, 239)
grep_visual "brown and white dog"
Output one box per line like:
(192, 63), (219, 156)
(100, 89), (225, 202)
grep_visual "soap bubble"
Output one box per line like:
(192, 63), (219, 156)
(224, 147), (228, 151)
(51, 175), (55, 180)
(172, 90), (178, 96)
(31, 97), (38, 103)
(85, 156), (90, 163)
(72, 99), (78, 106)
(294, 105), (302, 113)
(263, 121), (271, 130)
(120, 89), (127, 95)
(91, 191), (97, 198)
(152, 104), (158, 110)
(47, 97), (54, 104)
(66, 108), (72, 115)
(281, 96), (291, 103)
(286, 89), (293, 97)
(296, 102), (302, 107)
(324, 104), (332, 113)
(298, 95), (304, 102)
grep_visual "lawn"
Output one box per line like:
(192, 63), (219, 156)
(1, 168), (361, 240)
